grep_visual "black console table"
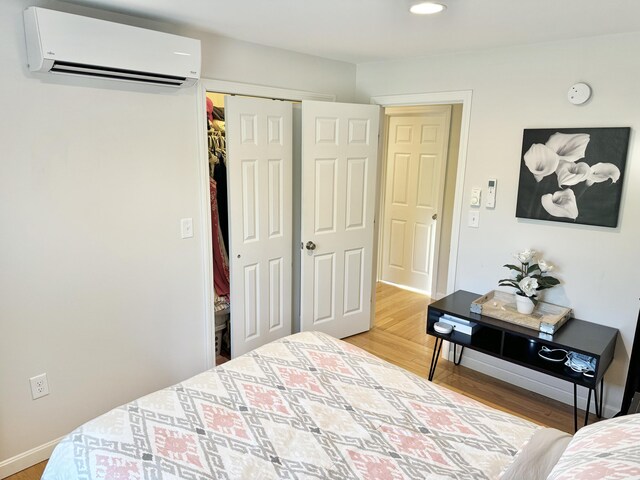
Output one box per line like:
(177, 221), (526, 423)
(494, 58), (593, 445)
(427, 290), (618, 432)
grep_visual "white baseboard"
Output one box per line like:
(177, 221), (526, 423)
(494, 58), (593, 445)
(0, 437), (61, 479)
(452, 351), (618, 419)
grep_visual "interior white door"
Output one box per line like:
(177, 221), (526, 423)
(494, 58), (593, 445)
(380, 106), (451, 295)
(226, 96), (293, 357)
(300, 101), (380, 339)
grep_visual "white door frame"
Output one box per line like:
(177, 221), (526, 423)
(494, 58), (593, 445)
(195, 78), (335, 369)
(370, 91), (473, 298)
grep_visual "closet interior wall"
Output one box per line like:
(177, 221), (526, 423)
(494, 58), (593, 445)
(206, 92), (231, 363)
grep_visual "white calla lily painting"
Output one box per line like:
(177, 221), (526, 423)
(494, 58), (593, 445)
(515, 128), (630, 227)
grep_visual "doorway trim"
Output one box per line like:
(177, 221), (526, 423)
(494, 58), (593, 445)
(196, 78), (335, 369)
(370, 90), (472, 297)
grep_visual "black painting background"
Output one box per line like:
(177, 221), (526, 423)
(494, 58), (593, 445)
(515, 127), (630, 228)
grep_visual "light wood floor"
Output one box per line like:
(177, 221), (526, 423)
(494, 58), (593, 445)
(4, 461), (46, 480)
(345, 282), (581, 433)
(6, 283), (581, 480)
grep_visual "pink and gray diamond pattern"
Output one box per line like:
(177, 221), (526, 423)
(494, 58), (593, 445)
(44, 332), (537, 479)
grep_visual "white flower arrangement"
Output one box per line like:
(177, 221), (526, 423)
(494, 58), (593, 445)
(499, 249), (560, 303)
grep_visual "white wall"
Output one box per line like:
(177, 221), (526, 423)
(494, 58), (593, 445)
(197, 32), (355, 102)
(357, 33), (640, 415)
(0, 0), (355, 472)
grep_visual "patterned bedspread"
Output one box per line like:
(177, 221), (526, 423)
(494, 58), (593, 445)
(43, 332), (539, 479)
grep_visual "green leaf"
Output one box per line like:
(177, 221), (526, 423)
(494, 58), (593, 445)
(527, 263), (540, 275)
(537, 276), (560, 287)
(503, 264), (523, 272)
(530, 274), (559, 283)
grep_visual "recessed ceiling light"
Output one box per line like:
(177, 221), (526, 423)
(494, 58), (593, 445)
(410, 2), (446, 15)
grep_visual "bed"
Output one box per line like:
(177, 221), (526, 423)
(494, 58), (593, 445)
(43, 331), (640, 480)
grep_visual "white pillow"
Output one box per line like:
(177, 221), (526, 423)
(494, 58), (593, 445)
(547, 413), (640, 479)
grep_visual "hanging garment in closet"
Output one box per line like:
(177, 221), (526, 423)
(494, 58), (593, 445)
(213, 161), (229, 252)
(210, 178), (230, 297)
(212, 106), (225, 121)
(206, 97), (215, 123)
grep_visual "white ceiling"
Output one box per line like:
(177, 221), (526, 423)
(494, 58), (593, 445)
(63, 0), (640, 63)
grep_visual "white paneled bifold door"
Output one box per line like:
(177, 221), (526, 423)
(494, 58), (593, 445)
(225, 98), (379, 357)
(300, 101), (380, 339)
(226, 97), (293, 357)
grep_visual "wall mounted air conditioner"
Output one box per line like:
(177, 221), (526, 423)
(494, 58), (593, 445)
(23, 7), (201, 88)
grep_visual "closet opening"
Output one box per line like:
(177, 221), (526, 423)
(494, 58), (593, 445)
(375, 103), (463, 315)
(206, 92), (231, 365)
(205, 91), (300, 366)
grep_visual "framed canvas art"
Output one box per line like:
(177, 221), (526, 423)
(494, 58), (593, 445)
(515, 127), (630, 228)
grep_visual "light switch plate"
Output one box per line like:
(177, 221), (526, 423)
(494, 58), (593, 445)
(468, 210), (479, 228)
(180, 218), (193, 239)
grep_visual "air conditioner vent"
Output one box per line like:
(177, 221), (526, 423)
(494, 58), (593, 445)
(50, 61), (187, 86)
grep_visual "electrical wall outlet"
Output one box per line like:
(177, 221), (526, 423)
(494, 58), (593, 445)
(180, 218), (193, 239)
(30, 373), (49, 400)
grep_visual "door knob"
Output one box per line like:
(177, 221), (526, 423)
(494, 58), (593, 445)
(305, 241), (317, 251)
(432, 213), (438, 220)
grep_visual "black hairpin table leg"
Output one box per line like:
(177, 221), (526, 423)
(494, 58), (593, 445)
(453, 344), (465, 366)
(598, 378), (604, 418)
(584, 388), (593, 426)
(591, 378), (604, 421)
(428, 337), (443, 381)
(574, 380), (603, 432)
(573, 383), (578, 433)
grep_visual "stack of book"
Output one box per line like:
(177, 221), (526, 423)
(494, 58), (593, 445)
(438, 314), (480, 336)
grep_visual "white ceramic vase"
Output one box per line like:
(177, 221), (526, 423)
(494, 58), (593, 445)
(516, 294), (535, 314)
